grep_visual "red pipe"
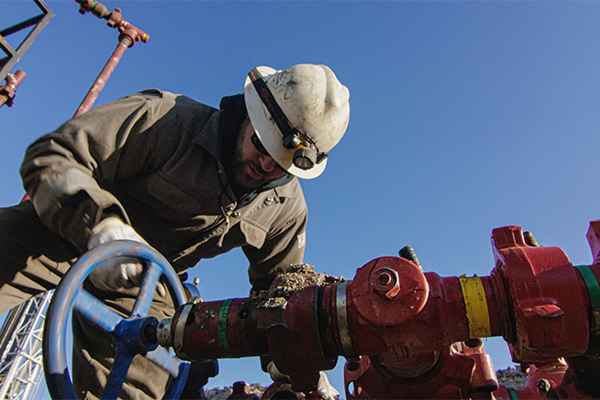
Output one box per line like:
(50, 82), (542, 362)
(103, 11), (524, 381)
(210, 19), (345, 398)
(0, 70), (26, 108)
(74, 36), (131, 117)
(72, 0), (149, 117)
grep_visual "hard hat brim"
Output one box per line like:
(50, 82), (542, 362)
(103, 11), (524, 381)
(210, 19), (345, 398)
(244, 66), (327, 179)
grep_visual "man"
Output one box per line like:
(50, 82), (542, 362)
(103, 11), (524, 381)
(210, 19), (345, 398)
(0, 63), (350, 398)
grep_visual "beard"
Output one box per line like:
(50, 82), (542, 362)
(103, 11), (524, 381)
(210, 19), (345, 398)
(230, 133), (271, 190)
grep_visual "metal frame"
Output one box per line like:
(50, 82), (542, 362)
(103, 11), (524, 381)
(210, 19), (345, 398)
(0, 292), (53, 400)
(0, 0), (54, 82)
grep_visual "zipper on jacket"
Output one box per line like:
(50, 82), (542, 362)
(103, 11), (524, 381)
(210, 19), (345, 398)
(170, 208), (232, 261)
(217, 204), (237, 247)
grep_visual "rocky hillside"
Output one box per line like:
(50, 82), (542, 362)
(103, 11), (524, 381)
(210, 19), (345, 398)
(204, 383), (265, 400)
(496, 366), (528, 389)
(202, 367), (527, 399)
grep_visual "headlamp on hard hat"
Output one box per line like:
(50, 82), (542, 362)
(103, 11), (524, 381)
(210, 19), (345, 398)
(248, 68), (327, 170)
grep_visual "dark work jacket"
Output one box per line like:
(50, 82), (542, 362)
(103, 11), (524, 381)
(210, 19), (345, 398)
(20, 89), (307, 289)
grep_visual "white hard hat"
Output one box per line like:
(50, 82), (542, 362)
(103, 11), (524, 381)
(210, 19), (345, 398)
(244, 64), (350, 179)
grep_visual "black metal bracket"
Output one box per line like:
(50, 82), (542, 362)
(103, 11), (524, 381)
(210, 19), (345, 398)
(0, 0), (54, 82)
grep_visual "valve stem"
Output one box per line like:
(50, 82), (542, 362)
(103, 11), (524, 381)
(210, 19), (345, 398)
(399, 245), (421, 268)
(524, 231), (540, 247)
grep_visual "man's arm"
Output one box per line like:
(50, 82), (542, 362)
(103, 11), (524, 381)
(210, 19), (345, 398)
(243, 207), (308, 293)
(19, 89), (177, 251)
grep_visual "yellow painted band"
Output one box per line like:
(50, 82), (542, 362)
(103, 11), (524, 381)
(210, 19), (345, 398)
(459, 275), (491, 338)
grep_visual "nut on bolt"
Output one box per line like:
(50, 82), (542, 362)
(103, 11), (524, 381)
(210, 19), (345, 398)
(371, 267), (401, 299)
(536, 378), (551, 392)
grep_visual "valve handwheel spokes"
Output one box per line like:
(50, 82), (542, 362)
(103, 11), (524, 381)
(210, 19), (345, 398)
(43, 240), (190, 400)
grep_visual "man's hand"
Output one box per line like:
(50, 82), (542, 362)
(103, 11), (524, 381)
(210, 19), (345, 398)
(87, 256), (146, 292)
(86, 217), (166, 296)
(87, 216), (146, 249)
(267, 360), (289, 382)
(316, 371), (339, 400)
(267, 361), (339, 400)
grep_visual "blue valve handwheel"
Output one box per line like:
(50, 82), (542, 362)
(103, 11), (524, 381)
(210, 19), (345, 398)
(43, 240), (189, 400)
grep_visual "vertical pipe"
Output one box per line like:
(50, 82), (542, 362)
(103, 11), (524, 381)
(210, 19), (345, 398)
(73, 36), (132, 117)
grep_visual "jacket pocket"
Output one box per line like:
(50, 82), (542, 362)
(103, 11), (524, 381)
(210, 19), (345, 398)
(239, 219), (267, 249)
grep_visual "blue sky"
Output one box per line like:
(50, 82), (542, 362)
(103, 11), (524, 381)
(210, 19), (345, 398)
(3, 0), (600, 398)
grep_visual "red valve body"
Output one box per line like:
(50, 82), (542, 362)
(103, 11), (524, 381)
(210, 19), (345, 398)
(165, 224), (600, 397)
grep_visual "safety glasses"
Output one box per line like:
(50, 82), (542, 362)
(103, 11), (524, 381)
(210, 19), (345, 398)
(251, 132), (270, 156)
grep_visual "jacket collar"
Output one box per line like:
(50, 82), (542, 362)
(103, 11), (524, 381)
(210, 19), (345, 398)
(192, 109), (223, 161)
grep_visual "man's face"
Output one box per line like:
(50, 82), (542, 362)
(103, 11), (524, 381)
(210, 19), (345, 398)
(231, 118), (288, 189)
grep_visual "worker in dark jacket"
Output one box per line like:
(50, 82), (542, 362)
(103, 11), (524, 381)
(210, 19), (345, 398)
(0, 63), (349, 399)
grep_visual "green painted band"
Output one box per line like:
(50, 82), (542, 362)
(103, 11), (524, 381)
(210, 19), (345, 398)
(509, 389), (519, 400)
(576, 265), (600, 330)
(218, 299), (234, 357)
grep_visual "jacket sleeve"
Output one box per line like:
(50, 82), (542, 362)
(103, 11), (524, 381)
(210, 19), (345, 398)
(243, 205), (308, 292)
(20, 89), (177, 251)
